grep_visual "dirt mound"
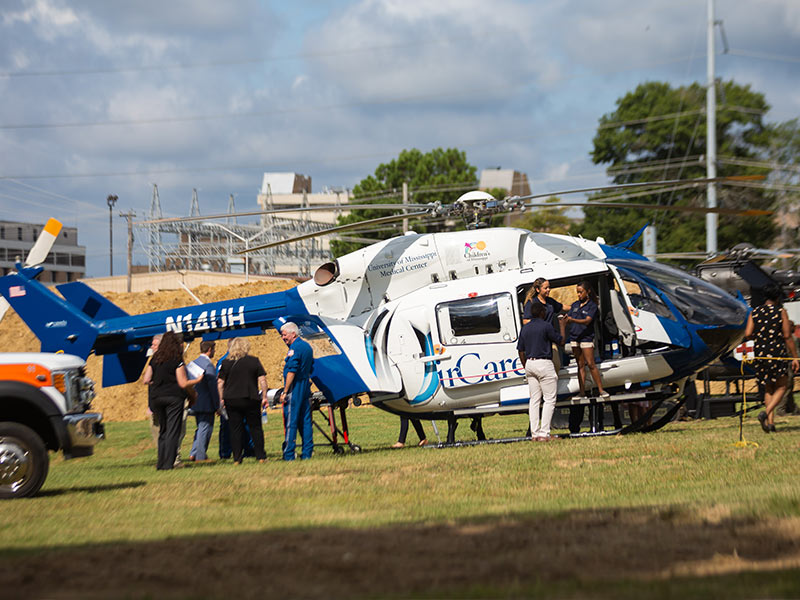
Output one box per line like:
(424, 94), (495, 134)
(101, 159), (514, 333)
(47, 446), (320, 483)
(0, 279), (298, 421)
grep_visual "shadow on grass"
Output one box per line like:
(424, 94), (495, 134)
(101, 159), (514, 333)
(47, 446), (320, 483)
(37, 481), (147, 497)
(1, 505), (799, 599)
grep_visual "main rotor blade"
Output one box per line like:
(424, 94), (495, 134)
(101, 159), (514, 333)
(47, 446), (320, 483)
(651, 252), (710, 260)
(239, 211), (431, 253)
(509, 174), (765, 204)
(524, 200), (772, 216)
(137, 203), (433, 225)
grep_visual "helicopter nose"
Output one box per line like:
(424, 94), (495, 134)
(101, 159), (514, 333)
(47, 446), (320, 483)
(696, 325), (746, 357)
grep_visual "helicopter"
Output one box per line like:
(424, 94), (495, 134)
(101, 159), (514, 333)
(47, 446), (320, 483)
(0, 176), (767, 442)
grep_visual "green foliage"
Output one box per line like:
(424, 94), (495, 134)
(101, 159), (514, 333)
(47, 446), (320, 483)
(577, 80), (776, 252)
(508, 196), (572, 234)
(331, 148), (477, 256)
(765, 118), (800, 249)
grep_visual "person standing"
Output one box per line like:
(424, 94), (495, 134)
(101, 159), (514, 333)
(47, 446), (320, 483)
(522, 278), (564, 371)
(280, 321), (315, 461)
(217, 338), (268, 463)
(216, 340), (255, 460)
(392, 417), (428, 448)
(517, 301), (566, 441)
(143, 334), (162, 446)
(142, 331), (200, 470)
(745, 284), (800, 433)
(564, 281), (609, 434)
(188, 341), (220, 462)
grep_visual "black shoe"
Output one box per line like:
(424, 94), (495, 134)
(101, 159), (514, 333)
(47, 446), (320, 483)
(769, 424), (777, 433)
(758, 411), (769, 433)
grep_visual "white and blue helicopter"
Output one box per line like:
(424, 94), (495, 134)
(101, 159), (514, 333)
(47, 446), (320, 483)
(0, 176), (767, 443)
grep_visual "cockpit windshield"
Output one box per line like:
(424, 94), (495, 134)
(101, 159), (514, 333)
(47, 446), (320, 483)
(610, 259), (749, 326)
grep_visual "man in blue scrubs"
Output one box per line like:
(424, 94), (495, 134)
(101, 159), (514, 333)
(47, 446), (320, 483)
(280, 321), (314, 460)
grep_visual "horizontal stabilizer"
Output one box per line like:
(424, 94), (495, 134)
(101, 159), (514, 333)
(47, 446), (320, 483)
(57, 281), (129, 319)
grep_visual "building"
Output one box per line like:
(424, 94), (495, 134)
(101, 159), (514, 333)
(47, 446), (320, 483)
(258, 172), (350, 226)
(0, 220), (86, 282)
(479, 168), (531, 197)
(256, 173), (352, 275)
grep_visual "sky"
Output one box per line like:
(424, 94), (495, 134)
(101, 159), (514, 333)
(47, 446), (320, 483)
(1, 0), (799, 277)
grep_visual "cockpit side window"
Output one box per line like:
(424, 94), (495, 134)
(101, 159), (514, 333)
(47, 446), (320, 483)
(618, 272), (674, 320)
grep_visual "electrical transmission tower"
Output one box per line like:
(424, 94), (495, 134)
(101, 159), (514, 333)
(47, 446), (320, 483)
(136, 187), (334, 277)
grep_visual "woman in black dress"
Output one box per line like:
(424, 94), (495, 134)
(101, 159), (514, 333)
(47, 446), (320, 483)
(217, 337), (268, 463)
(745, 284), (799, 432)
(143, 331), (200, 470)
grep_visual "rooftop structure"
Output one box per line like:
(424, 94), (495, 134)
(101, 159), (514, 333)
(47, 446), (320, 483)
(0, 220), (85, 283)
(479, 168), (531, 197)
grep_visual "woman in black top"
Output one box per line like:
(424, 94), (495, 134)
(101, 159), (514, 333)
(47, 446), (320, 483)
(522, 278), (563, 326)
(143, 331), (200, 470)
(523, 278), (564, 371)
(218, 337), (268, 463)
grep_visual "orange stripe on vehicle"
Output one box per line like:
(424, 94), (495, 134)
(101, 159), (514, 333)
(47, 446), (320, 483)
(43, 218), (62, 237)
(0, 363), (51, 387)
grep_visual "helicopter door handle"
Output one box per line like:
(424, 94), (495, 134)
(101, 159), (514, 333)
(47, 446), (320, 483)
(417, 354), (451, 363)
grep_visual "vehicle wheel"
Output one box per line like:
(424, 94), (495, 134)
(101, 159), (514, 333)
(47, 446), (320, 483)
(350, 444), (362, 453)
(0, 422), (50, 499)
(333, 445), (345, 455)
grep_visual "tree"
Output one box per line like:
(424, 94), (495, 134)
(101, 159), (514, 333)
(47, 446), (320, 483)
(507, 196), (572, 234)
(765, 118), (800, 250)
(331, 148), (477, 256)
(575, 80), (776, 254)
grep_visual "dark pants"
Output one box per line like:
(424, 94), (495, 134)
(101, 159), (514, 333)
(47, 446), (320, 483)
(151, 395), (185, 470)
(227, 400), (266, 462)
(398, 417), (426, 444)
(218, 415), (254, 459)
(569, 403), (623, 433)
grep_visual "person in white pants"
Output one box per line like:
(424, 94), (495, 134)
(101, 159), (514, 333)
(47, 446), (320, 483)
(517, 301), (566, 441)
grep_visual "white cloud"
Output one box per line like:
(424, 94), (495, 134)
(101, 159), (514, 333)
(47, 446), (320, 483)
(305, 0), (558, 102)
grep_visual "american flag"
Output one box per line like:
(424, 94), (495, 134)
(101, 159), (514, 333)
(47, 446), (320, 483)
(8, 285), (25, 298)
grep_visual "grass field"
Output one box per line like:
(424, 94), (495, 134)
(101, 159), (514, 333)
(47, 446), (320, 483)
(2, 406), (800, 599)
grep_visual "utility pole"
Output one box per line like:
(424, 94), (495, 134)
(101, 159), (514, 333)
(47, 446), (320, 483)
(402, 182), (409, 233)
(106, 194), (118, 275)
(706, 0), (718, 255)
(120, 210), (136, 292)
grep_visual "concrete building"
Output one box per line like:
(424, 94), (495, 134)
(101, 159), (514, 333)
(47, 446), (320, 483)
(258, 172), (351, 226)
(256, 173), (352, 275)
(479, 168), (531, 197)
(0, 220), (85, 282)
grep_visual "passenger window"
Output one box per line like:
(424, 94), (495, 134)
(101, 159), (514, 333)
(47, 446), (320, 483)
(436, 292), (517, 345)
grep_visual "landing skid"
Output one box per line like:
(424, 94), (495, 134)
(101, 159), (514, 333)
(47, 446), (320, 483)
(430, 395), (685, 447)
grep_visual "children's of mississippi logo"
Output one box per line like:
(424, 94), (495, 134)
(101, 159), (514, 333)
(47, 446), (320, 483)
(464, 241), (489, 259)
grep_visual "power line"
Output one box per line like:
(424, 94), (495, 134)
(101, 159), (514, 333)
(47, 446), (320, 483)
(727, 48), (800, 65)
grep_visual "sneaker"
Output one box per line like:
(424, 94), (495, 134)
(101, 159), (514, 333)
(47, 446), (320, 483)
(573, 395), (587, 403)
(599, 391), (611, 400)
